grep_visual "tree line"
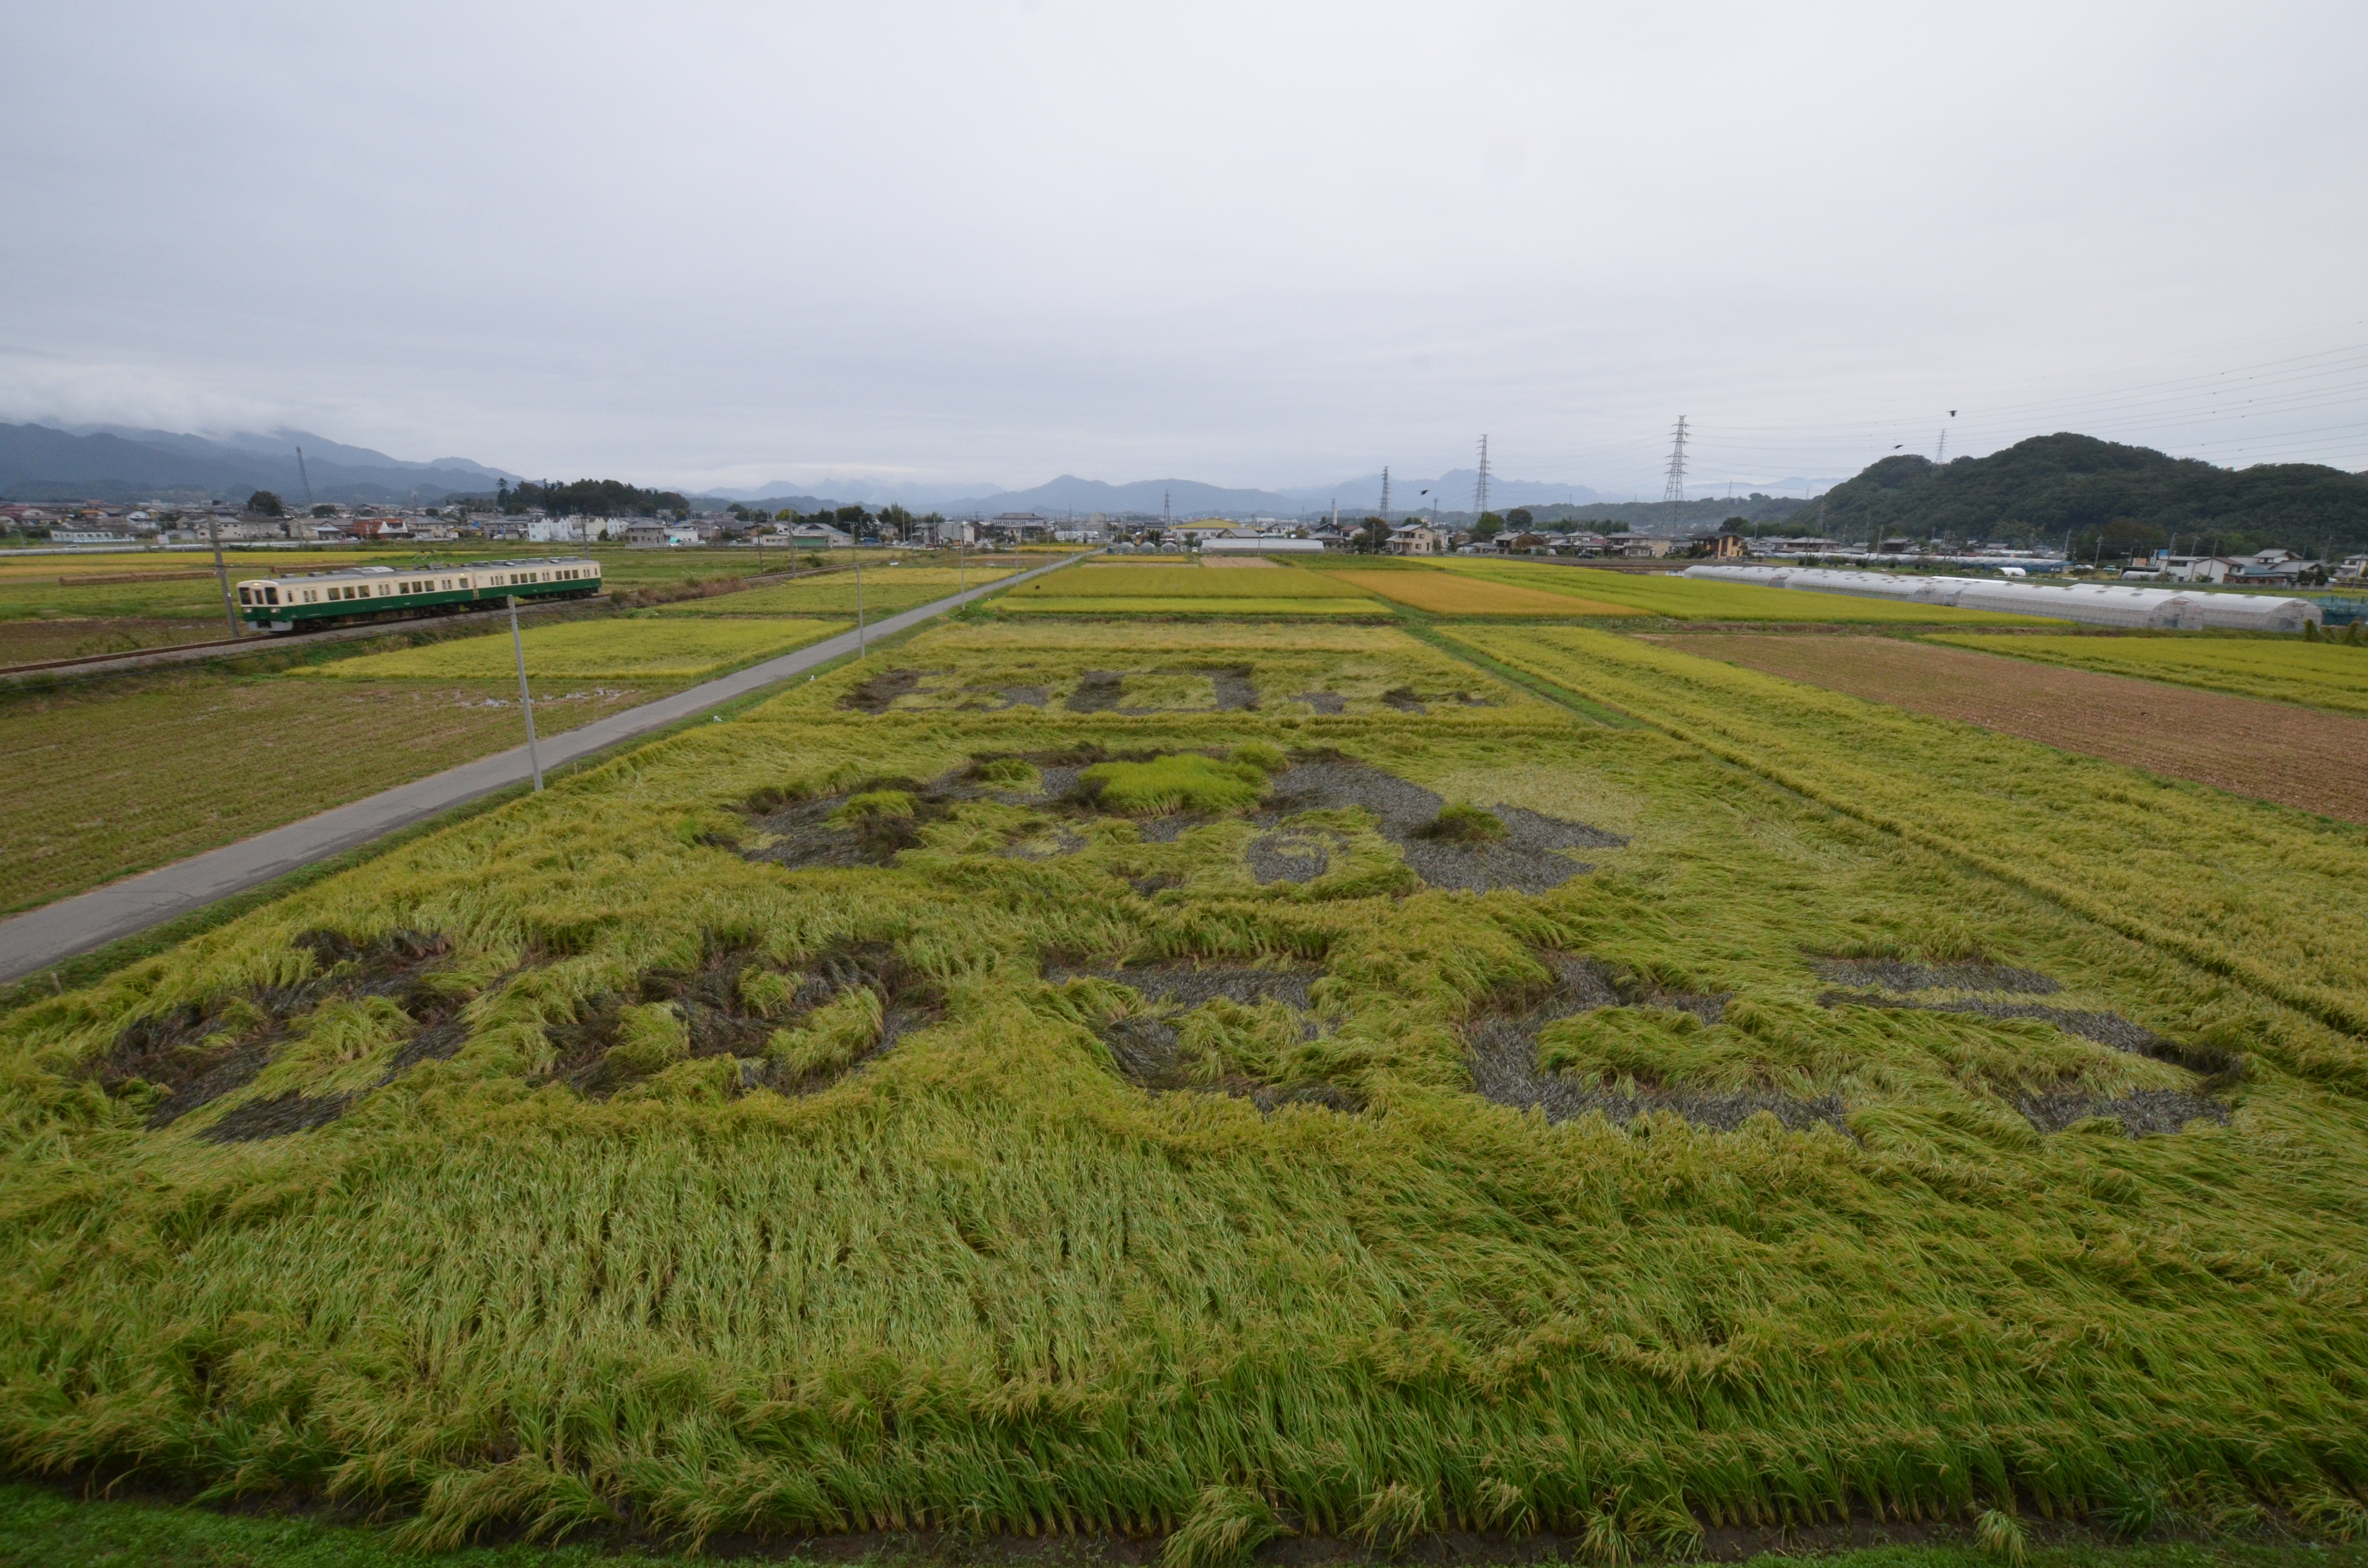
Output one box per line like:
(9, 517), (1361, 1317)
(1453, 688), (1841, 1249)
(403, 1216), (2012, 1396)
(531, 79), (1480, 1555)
(1813, 434), (2368, 561)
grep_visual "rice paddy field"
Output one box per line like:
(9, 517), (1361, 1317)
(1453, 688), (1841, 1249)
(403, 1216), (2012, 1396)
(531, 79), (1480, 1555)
(6, 598), (2368, 1560)
(998, 563), (1384, 616)
(1924, 632), (2368, 717)
(0, 667), (679, 913)
(1648, 634), (2368, 825)
(1315, 568), (1643, 617)
(661, 565), (1020, 618)
(295, 616), (851, 681)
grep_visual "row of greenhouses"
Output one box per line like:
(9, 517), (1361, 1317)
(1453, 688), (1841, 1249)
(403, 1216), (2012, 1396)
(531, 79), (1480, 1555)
(1682, 564), (2321, 631)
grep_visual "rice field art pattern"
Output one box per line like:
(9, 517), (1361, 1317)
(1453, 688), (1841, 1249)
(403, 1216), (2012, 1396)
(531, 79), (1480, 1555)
(3, 617), (2367, 1550)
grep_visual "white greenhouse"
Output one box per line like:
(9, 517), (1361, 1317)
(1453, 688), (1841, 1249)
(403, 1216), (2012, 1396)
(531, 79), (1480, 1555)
(1680, 565), (2322, 632)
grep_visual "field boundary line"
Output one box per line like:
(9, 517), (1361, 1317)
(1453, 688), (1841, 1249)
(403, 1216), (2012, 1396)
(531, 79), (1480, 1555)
(1440, 628), (2368, 1043)
(1407, 624), (1640, 727)
(0, 553), (1088, 984)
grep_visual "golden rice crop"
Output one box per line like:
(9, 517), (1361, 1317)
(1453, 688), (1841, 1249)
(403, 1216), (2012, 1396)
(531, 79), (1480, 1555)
(1006, 565), (1373, 599)
(660, 567), (1014, 617)
(1926, 631), (2368, 716)
(295, 617), (849, 680)
(1450, 623), (2368, 1060)
(3, 615), (2365, 1551)
(1319, 568), (1642, 616)
(999, 595), (1381, 615)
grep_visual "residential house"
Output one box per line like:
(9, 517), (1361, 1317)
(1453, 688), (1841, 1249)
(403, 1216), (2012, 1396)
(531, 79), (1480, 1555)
(1386, 524), (1445, 556)
(2160, 555), (2240, 584)
(2230, 554), (2318, 587)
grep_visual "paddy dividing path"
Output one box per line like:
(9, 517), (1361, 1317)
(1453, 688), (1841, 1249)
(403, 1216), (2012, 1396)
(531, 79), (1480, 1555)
(0, 553), (1087, 983)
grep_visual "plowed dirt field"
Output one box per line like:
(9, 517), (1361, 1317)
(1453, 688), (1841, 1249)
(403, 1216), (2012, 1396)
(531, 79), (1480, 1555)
(1653, 632), (2368, 823)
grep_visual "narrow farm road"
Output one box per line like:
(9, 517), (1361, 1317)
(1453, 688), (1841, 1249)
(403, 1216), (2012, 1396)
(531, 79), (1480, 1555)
(0, 553), (1086, 982)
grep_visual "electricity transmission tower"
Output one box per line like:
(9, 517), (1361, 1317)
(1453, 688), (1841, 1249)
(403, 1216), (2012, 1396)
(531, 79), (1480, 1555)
(1473, 435), (1491, 517)
(296, 445), (316, 512)
(1379, 466), (1391, 519)
(1661, 417), (1689, 504)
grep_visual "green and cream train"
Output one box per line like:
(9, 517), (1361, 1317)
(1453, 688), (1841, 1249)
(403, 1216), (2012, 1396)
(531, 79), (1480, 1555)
(235, 557), (603, 633)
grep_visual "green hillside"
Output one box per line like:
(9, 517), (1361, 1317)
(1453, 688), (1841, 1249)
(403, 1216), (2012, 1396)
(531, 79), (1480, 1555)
(1813, 434), (2368, 558)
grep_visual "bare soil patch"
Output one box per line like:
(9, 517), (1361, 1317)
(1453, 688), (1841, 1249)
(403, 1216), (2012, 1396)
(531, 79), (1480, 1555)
(1050, 961), (1357, 1112)
(1654, 633), (2368, 823)
(542, 941), (934, 1099)
(1813, 959), (2240, 1136)
(1257, 757), (1624, 894)
(1063, 666), (1259, 713)
(95, 929), (476, 1138)
(1812, 957), (2059, 994)
(1467, 956), (1842, 1134)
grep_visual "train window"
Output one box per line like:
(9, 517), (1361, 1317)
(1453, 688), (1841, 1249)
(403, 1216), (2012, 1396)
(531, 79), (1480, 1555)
(266, 587), (279, 604)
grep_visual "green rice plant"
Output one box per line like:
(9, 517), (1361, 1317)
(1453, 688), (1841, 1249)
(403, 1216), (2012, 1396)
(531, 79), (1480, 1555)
(1413, 803), (1507, 842)
(1161, 1485), (1284, 1568)
(1076, 753), (1270, 814)
(1353, 1482), (1432, 1552)
(1976, 1509), (2029, 1566)
(1924, 631), (2368, 717)
(765, 985), (883, 1078)
(973, 757), (1042, 788)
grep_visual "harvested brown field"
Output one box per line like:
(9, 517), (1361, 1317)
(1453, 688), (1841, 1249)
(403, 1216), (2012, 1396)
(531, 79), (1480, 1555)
(0, 671), (672, 911)
(1655, 633), (2368, 823)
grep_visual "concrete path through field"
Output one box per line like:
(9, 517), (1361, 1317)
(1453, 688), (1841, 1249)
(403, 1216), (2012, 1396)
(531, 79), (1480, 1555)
(0, 554), (1083, 983)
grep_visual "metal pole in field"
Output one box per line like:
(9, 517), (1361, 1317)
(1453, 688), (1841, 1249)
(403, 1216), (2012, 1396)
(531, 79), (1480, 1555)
(508, 594), (543, 791)
(855, 557), (866, 656)
(959, 540), (965, 594)
(206, 515), (241, 637)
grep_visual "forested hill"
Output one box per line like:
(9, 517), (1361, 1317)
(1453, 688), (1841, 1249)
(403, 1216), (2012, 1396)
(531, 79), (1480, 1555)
(1815, 433), (2368, 555)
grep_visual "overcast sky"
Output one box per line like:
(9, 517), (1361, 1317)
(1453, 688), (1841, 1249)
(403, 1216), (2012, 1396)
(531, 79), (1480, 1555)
(2, 1), (2363, 497)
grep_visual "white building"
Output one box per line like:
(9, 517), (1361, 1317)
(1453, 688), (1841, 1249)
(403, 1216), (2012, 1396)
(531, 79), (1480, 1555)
(1201, 536), (1325, 555)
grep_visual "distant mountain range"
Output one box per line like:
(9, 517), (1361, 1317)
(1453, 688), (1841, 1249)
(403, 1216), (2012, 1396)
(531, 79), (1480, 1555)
(0, 415), (1833, 521)
(0, 422), (520, 504)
